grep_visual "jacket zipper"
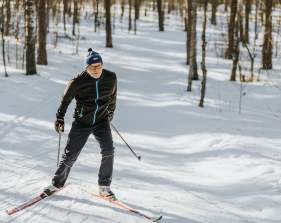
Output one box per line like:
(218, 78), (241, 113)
(93, 80), (100, 124)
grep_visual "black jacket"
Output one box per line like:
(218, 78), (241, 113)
(56, 69), (117, 127)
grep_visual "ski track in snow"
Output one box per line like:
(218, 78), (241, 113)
(1, 8), (281, 223)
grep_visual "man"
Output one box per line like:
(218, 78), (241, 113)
(43, 48), (117, 200)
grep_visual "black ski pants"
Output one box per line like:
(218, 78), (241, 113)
(52, 119), (114, 188)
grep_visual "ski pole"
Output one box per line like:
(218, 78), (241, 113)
(57, 130), (62, 167)
(110, 123), (141, 161)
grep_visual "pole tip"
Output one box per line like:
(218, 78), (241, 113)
(138, 156), (141, 161)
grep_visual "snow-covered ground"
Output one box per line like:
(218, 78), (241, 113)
(1, 8), (281, 223)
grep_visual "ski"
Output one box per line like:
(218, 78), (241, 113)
(84, 189), (163, 222)
(6, 185), (67, 216)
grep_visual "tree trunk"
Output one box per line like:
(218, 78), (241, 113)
(239, 3), (244, 44)
(186, 0), (192, 65)
(250, 0), (259, 81)
(1, 3), (8, 77)
(224, 0), (229, 12)
(46, 0), (50, 33)
(244, 0), (251, 43)
(184, 16), (187, 32)
(63, 0), (68, 33)
(167, 0), (172, 13)
(135, 0), (140, 20)
(15, 0), (20, 69)
(262, 0), (273, 69)
(105, 0), (113, 47)
(199, 0), (208, 107)
(225, 0), (238, 59)
(94, 0), (100, 32)
(73, 0), (79, 36)
(153, 0), (156, 11)
(128, 0), (132, 31)
(121, 0), (125, 18)
(157, 0), (164, 31)
(134, 0), (138, 34)
(37, 0), (48, 65)
(187, 0), (198, 91)
(191, 0), (198, 81)
(25, 0), (37, 75)
(210, 0), (217, 25)
(4, 0), (11, 36)
(230, 16), (239, 81)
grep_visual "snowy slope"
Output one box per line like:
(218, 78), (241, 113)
(1, 9), (281, 223)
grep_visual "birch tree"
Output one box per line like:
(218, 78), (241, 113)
(25, 0), (37, 75)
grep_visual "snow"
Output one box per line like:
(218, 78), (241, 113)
(1, 6), (281, 223)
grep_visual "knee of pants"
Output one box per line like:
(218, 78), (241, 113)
(62, 154), (78, 167)
(100, 145), (114, 157)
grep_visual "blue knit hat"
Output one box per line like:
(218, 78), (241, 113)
(86, 48), (103, 66)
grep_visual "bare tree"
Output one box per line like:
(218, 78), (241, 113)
(37, 0), (48, 65)
(15, 0), (21, 69)
(186, 0), (191, 65)
(73, 0), (79, 36)
(1, 2), (8, 77)
(25, 0), (37, 75)
(262, 0), (273, 69)
(210, 0), (218, 25)
(94, 0), (100, 32)
(239, 3), (244, 44)
(4, 0), (11, 36)
(135, 0), (140, 20)
(225, 0), (229, 11)
(121, 0), (125, 19)
(230, 9), (240, 81)
(153, 0), (156, 11)
(187, 0), (198, 91)
(244, 0), (251, 43)
(128, 0), (132, 31)
(157, 0), (164, 31)
(105, 0), (113, 47)
(168, 0), (176, 13)
(275, 10), (281, 57)
(134, 0), (138, 34)
(46, 0), (51, 33)
(243, 0), (259, 82)
(63, 0), (68, 33)
(225, 0), (238, 59)
(199, 0), (208, 107)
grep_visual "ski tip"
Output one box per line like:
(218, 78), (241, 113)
(153, 215), (163, 222)
(6, 209), (14, 216)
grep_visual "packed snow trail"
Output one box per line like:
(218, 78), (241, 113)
(1, 12), (281, 223)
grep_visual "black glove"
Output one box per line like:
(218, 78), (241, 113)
(54, 118), (64, 133)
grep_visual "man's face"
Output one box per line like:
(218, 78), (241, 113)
(86, 63), (103, 77)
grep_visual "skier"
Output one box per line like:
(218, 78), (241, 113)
(43, 48), (117, 200)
